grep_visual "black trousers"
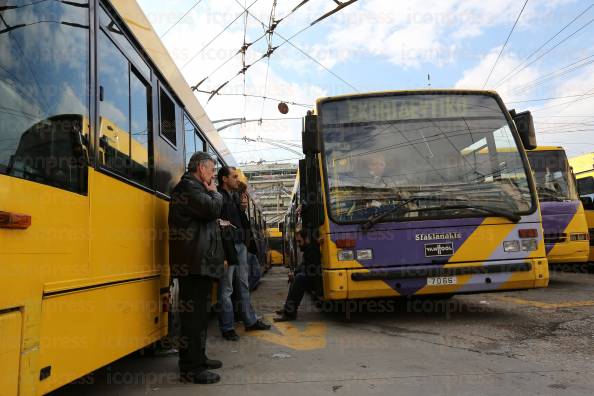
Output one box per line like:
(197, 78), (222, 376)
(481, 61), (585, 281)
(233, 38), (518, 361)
(283, 273), (315, 316)
(178, 275), (212, 374)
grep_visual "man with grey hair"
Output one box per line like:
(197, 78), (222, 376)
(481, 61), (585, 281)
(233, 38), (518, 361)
(169, 152), (225, 384)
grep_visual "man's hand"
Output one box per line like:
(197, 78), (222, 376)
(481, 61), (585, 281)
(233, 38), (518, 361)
(204, 179), (217, 192)
(224, 260), (229, 271)
(288, 271), (295, 283)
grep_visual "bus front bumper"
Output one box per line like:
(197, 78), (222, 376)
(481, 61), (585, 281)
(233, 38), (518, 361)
(321, 258), (549, 300)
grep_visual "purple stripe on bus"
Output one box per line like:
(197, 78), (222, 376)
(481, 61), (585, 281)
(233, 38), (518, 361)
(328, 214), (541, 296)
(540, 201), (579, 254)
(329, 217), (484, 295)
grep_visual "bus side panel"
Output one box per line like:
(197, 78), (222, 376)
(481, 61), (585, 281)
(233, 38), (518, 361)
(0, 174), (90, 396)
(543, 203), (589, 264)
(38, 278), (162, 394)
(0, 310), (23, 395)
(89, 170), (156, 280)
(585, 209), (594, 262)
(154, 197), (171, 291)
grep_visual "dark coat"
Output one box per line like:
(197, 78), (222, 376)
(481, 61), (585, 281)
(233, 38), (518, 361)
(297, 241), (321, 277)
(240, 210), (259, 256)
(168, 172), (225, 278)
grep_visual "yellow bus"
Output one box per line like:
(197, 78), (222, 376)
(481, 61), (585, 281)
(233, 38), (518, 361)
(267, 227), (284, 266)
(284, 90), (548, 303)
(525, 147), (589, 264)
(569, 153), (594, 268)
(0, 1), (246, 394)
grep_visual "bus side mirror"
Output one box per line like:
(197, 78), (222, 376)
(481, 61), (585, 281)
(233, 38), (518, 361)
(581, 196), (594, 210)
(512, 110), (537, 150)
(278, 222), (284, 234)
(302, 111), (320, 155)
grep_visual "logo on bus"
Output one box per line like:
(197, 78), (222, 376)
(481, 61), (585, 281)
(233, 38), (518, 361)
(415, 232), (462, 241)
(424, 243), (455, 257)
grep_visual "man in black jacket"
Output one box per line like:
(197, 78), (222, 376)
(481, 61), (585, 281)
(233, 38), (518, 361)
(274, 229), (321, 322)
(217, 166), (270, 341)
(169, 152), (224, 384)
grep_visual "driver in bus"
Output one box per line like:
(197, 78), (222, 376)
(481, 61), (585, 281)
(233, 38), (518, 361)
(365, 153), (395, 189)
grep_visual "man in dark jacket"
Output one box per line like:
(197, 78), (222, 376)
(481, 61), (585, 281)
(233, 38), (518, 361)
(169, 152), (224, 384)
(273, 229), (321, 322)
(217, 166), (270, 341)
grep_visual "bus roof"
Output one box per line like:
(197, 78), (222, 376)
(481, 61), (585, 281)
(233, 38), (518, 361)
(315, 89), (501, 106)
(110, 0), (236, 166)
(569, 153), (594, 175)
(528, 146), (565, 152)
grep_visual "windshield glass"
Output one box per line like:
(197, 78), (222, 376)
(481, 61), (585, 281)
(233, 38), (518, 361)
(319, 93), (534, 223)
(527, 150), (578, 202)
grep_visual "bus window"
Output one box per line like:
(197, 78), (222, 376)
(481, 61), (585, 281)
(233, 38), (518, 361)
(98, 30), (152, 186)
(129, 70), (151, 185)
(0, 0), (90, 194)
(578, 177), (594, 197)
(99, 7), (151, 82)
(159, 89), (177, 146)
(184, 114), (206, 162)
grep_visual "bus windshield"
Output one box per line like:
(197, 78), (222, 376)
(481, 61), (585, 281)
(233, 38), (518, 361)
(527, 150), (578, 202)
(319, 93), (534, 224)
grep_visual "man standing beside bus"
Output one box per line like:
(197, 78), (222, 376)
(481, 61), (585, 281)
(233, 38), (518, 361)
(217, 166), (271, 341)
(169, 152), (224, 384)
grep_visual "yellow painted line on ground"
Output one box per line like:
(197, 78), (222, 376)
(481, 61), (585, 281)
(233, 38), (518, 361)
(243, 317), (327, 351)
(492, 296), (594, 309)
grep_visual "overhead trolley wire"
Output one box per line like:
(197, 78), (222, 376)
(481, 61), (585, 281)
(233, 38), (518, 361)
(482, 0), (529, 88)
(493, 3), (594, 89)
(194, 89), (312, 107)
(509, 53), (594, 95)
(506, 92), (594, 104)
(191, 0), (310, 96)
(493, 16), (594, 90)
(181, 0), (261, 70)
(160, 0), (205, 38)
(207, 0), (358, 94)
(260, 0), (278, 119)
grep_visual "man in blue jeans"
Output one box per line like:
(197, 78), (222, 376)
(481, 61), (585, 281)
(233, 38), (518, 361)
(217, 166), (270, 341)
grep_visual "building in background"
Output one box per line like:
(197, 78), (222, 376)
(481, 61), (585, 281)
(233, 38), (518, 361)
(241, 162), (298, 227)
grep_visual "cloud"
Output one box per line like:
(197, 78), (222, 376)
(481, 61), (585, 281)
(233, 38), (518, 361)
(530, 63), (594, 157)
(455, 47), (540, 102)
(295, 0), (573, 69)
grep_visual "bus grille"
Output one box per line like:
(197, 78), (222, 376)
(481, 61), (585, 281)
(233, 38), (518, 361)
(544, 233), (567, 244)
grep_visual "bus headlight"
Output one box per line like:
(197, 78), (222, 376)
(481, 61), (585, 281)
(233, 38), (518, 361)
(521, 239), (538, 251)
(570, 233), (589, 241)
(338, 250), (355, 261)
(503, 240), (520, 252)
(356, 249), (373, 260)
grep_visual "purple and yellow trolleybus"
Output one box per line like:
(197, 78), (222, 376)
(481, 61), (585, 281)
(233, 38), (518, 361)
(525, 147), (589, 265)
(287, 90), (549, 301)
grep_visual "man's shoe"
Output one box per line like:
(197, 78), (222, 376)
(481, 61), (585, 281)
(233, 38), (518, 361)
(206, 358), (222, 369)
(222, 330), (240, 341)
(275, 309), (285, 315)
(180, 370), (220, 384)
(273, 313), (297, 322)
(245, 319), (271, 331)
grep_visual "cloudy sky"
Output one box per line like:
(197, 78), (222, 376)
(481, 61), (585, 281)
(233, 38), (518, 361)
(137, 0), (594, 164)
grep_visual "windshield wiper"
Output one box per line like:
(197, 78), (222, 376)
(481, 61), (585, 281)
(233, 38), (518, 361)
(360, 197), (420, 231)
(439, 204), (521, 222)
(360, 200), (521, 231)
(537, 187), (565, 202)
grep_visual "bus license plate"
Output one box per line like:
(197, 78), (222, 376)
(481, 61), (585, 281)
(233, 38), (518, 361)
(427, 276), (457, 286)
